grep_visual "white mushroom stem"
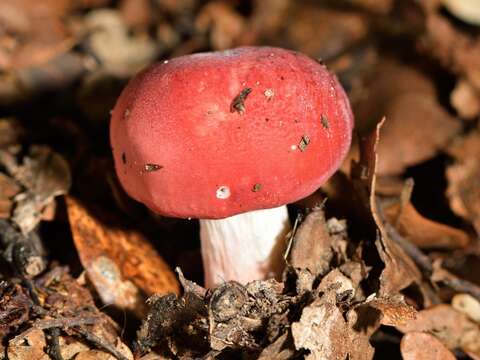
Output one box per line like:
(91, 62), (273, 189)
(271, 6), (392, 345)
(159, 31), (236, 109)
(199, 205), (291, 288)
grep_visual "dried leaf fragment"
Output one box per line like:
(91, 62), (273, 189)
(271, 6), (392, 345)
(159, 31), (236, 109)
(196, 1), (246, 50)
(298, 135), (310, 152)
(401, 332), (456, 360)
(447, 131), (480, 235)
(452, 294), (480, 323)
(66, 196), (179, 317)
(292, 299), (374, 360)
(352, 118), (421, 295)
(383, 201), (470, 249)
(230, 87), (252, 114)
(10, 145), (71, 234)
(365, 295), (417, 327)
(288, 208), (333, 276)
(396, 304), (480, 356)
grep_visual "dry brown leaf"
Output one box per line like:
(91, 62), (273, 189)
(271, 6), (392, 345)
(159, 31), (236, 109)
(7, 328), (91, 360)
(66, 196), (179, 316)
(292, 298), (374, 360)
(8, 327), (133, 360)
(74, 347), (133, 360)
(397, 304), (480, 356)
(353, 118), (422, 295)
(446, 130), (480, 234)
(365, 295), (417, 327)
(288, 208), (333, 276)
(8, 328), (67, 360)
(375, 94), (459, 176)
(354, 61), (460, 176)
(0, 172), (21, 218)
(4, 145), (71, 234)
(384, 201), (470, 249)
(292, 300), (349, 360)
(0, 118), (24, 148)
(239, 0), (290, 45)
(119, 0), (153, 32)
(83, 9), (158, 75)
(11, 149), (69, 232)
(286, 5), (367, 59)
(421, 13), (480, 91)
(344, 0), (394, 13)
(400, 332), (456, 360)
(451, 78), (480, 120)
(452, 293), (480, 323)
(196, 2), (246, 50)
(257, 332), (293, 360)
(0, 0), (76, 71)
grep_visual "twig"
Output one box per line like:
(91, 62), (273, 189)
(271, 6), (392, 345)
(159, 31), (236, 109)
(34, 316), (100, 330)
(443, 276), (480, 301)
(431, 262), (480, 302)
(45, 327), (64, 360)
(384, 223), (433, 274)
(73, 326), (130, 360)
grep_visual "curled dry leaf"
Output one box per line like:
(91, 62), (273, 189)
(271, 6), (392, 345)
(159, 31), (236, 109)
(352, 118), (422, 295)
(66, 196), (179, 317)
(396, 304), (480, 356)
(383, 201), (470, 249)
(400, 331), (456, 360)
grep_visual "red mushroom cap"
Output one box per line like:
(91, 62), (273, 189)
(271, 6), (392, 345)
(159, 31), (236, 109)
(110, 47), (353, 219)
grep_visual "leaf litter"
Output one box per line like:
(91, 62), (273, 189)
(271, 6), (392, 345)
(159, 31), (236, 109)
(0, 0), (480, 359)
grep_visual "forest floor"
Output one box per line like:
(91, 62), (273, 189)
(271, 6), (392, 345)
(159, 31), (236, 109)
(1, 0), (480, 359)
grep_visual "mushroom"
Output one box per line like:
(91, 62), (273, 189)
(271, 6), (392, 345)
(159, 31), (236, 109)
(110, 47), (353, 287)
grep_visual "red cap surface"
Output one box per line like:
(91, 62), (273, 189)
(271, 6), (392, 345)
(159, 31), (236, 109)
(110, 47), (353, 219)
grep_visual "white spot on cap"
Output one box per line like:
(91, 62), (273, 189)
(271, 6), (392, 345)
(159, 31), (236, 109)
(264, 88), (274, 100)
(216, 186), (231, 199)
(290, 145), (297, 151)
(163, 60), (169, 64)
